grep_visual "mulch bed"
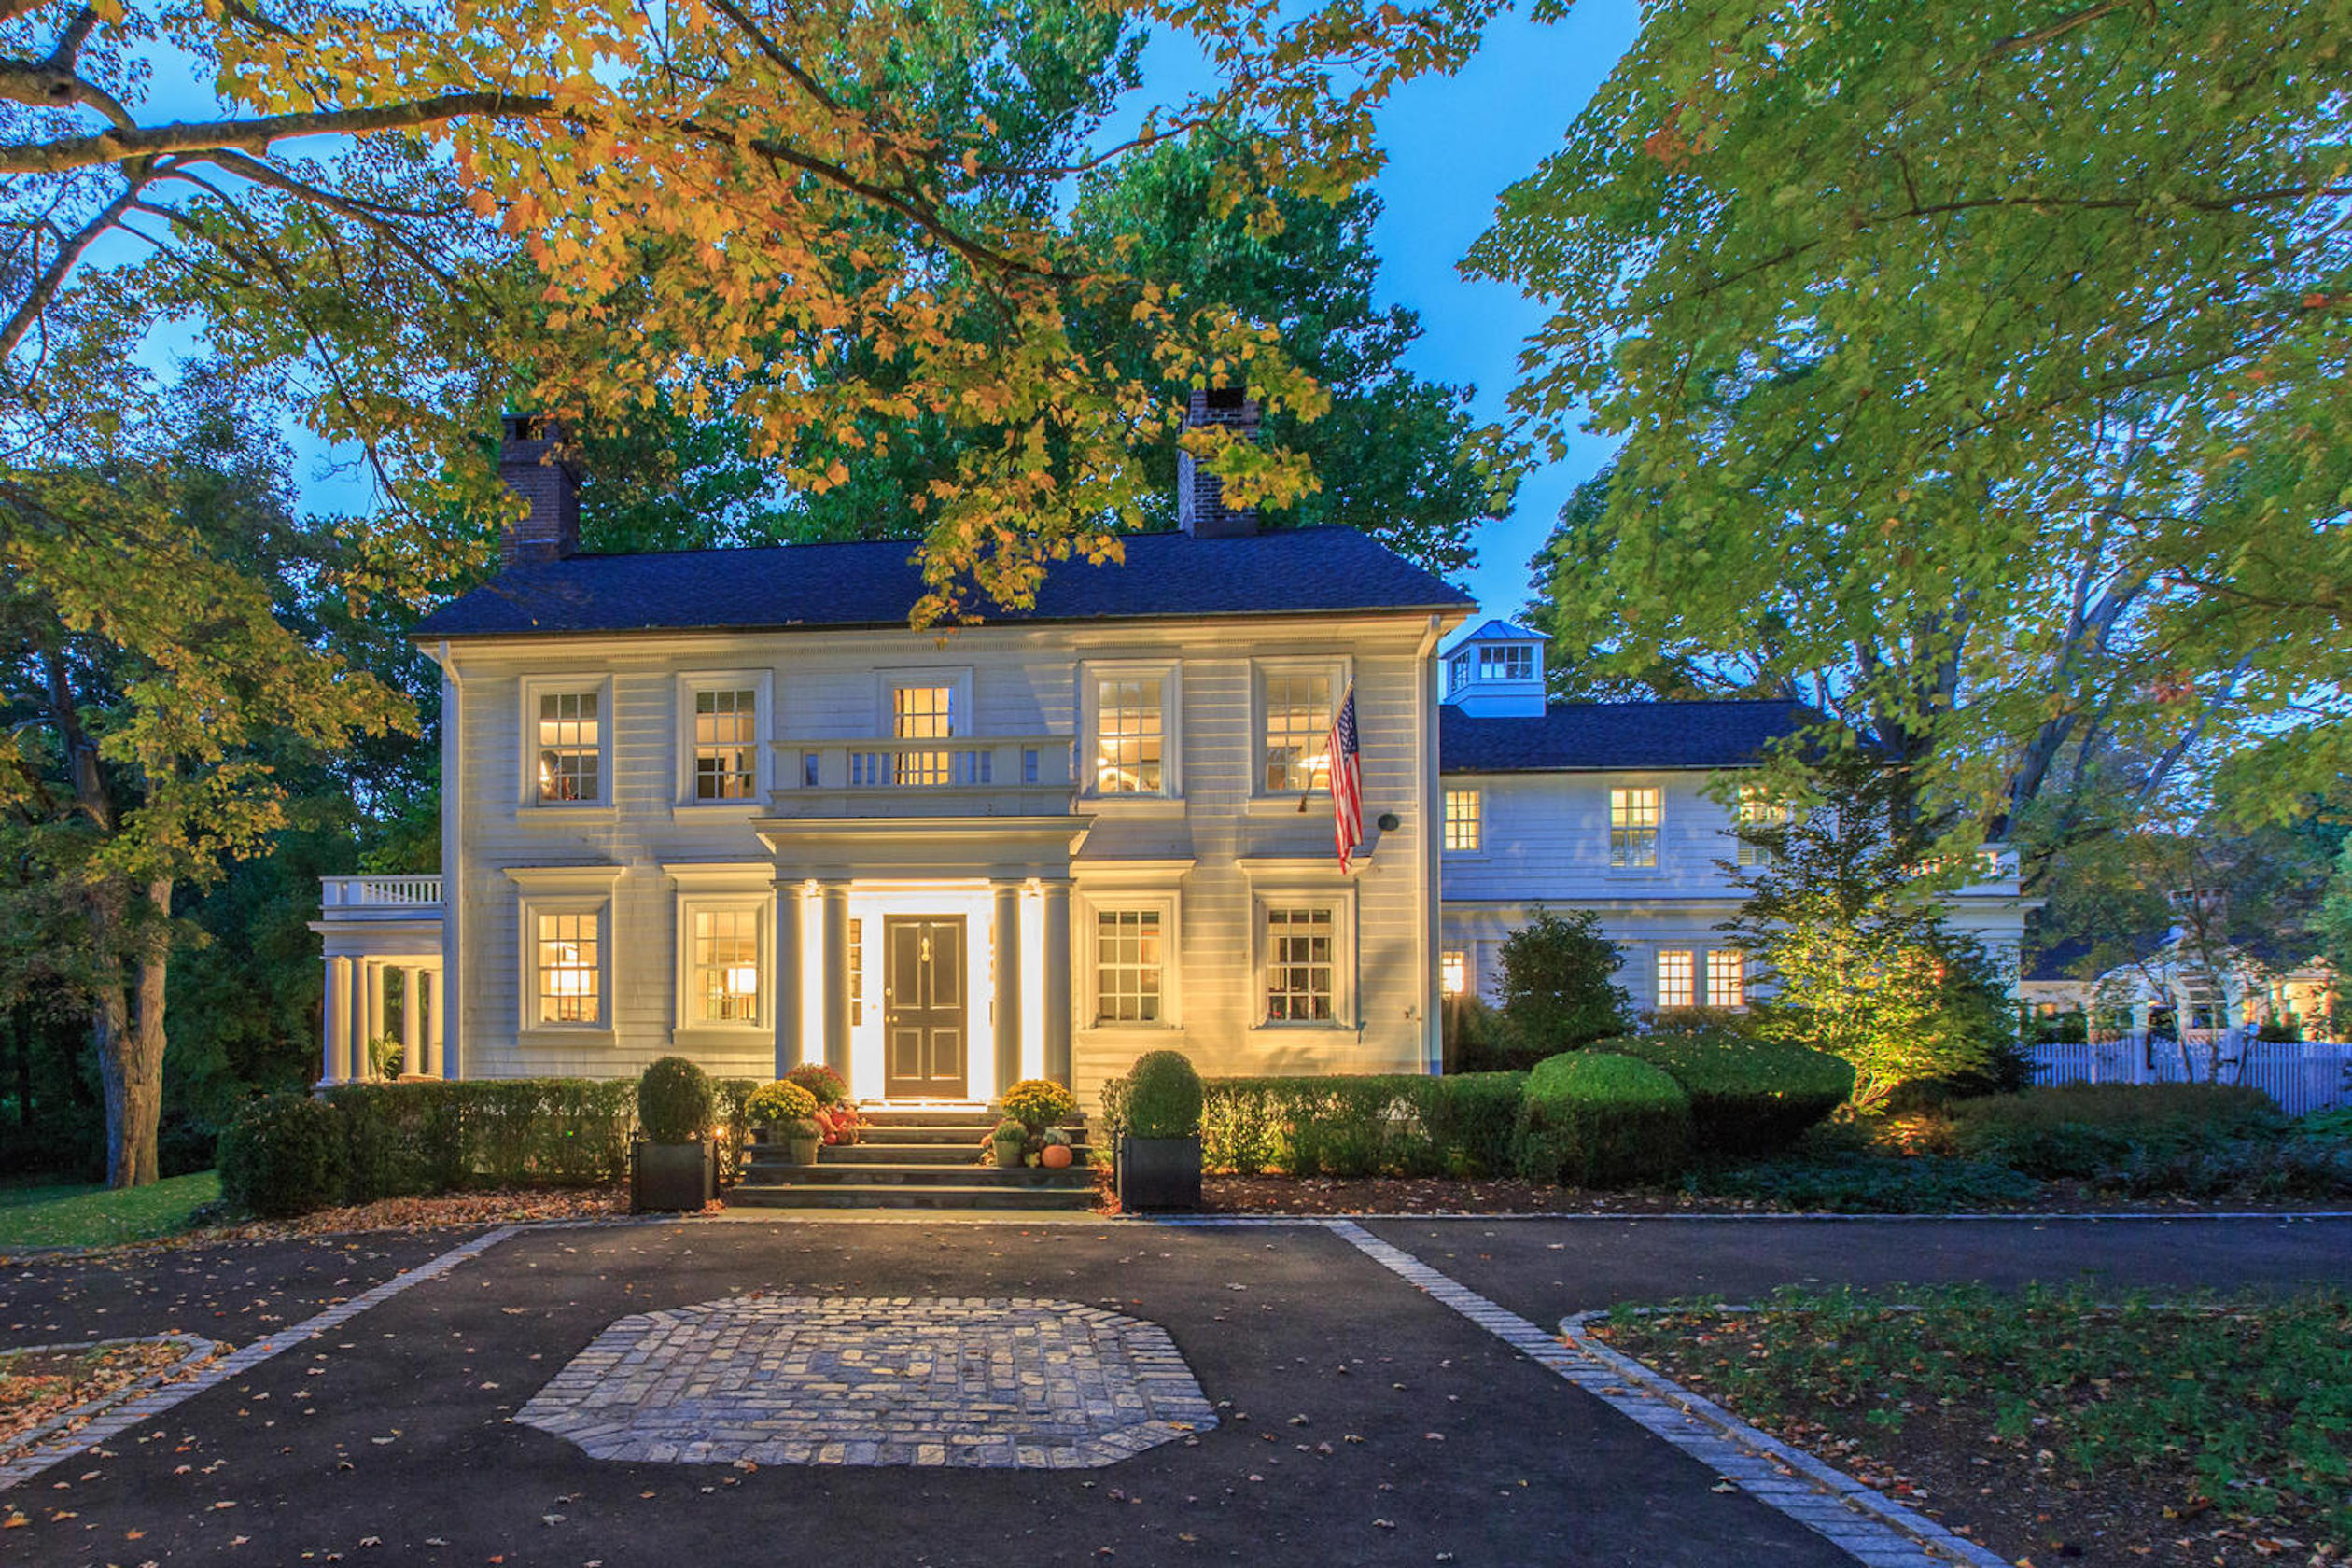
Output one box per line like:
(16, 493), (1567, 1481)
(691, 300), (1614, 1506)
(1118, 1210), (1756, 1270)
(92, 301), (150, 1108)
(1193, 1174), (2350, 1216)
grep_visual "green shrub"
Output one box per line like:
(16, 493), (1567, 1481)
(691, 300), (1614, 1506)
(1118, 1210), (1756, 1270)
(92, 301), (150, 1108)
(218, 1096), (350, 1218)
(783, 1063), (848, 1106)
(1124, 1051), (1204, 1139)
(1602, 1030), (1854, 1156)
(1688, 1154), (2039, 1213)
(1447, 999), (1542, 1074)
(1943, 1083), (2287, 1179)
(1197, 1073), (1527, 1177)
(637, 1057), (715, 1144)
(1514, 1052), (1691, 1187)
(1001, 1078), (1077, 1130)
(2299, 1106), (2352, 1143)
(745, 1080), (818, 1127)
(327, 1079), (637, 1195)
(327, 1082), (464, 1201)
(1494, 909), (1631, 1056)
(711, 1077), (760, 1186)
(2100, 1138), (2352, 1199)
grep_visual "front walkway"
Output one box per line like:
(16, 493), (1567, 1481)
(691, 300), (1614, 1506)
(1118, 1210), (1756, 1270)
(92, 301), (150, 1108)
(2, 1215), (2344, 1565)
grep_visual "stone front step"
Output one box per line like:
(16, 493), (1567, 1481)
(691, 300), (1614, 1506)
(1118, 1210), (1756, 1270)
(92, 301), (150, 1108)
(727, 1183), (1096, 1211)
(802, 1141), (1095, 1167)
(750, 1161), (1092, 1188)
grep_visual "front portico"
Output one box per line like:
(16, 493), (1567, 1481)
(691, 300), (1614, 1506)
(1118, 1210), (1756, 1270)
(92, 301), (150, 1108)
(758, 814), (1093, 1099)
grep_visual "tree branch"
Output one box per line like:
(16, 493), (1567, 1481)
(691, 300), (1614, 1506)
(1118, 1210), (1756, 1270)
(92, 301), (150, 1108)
(0, 91), (557, 174)
(0, 170), (146, 363)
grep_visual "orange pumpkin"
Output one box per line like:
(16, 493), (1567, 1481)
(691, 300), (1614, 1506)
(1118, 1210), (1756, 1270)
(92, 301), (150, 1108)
(1040, 1142), (1073, 1170)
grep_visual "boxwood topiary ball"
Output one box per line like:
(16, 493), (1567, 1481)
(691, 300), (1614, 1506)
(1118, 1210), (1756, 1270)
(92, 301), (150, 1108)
(638, 1056), (716, 1144)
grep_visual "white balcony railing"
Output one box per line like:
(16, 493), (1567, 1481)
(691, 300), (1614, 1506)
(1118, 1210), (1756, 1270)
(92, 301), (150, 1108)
(768, 735), (1078, 818)
(320, 875), (444, 911)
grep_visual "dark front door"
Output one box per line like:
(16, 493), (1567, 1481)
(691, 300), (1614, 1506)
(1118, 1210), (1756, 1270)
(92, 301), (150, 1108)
(884, 916), (967, 1099)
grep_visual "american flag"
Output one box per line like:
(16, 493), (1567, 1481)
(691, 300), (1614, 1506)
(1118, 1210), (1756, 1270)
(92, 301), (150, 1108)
(1328, 679), (1364, 873)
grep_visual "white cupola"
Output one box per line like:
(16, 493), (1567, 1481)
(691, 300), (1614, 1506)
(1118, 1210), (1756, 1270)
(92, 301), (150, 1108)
(1441, 620), (1547, 718)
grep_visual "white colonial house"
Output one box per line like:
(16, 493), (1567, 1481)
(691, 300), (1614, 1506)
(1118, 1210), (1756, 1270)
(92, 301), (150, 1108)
(1435, 621), (2033, 1016)
(314, 419), (2035, 1106)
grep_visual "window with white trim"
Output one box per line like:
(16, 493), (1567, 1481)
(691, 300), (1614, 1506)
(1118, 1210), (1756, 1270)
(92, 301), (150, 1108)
(848, 918), (863, 1026)
(1261, 669), (1334, 793)
(1443, 789), (1482, 852)
(535, 910), (603, 1024)
(1441, 950), (1468, 997)
(1707, 949), (1745, 1009)
(1478, 644), (1534, 682)
(1264, 906), (1336, 1022)
(1610, 786), (1660, 869)
(891, 680), (955, 786)
(1655, 949), (1695, 1010)
(1093, 908), (1166, 1024)
(1735, 784), (1786, 867)
(535, 691), (603, 803)
(689, 906), (762, 1025)
(1090, 670), (1169, 796)
(691, 688), (759, 801)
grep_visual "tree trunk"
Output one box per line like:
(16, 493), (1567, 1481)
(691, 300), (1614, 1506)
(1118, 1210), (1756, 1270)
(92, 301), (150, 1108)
(94, 878), (171, 1189)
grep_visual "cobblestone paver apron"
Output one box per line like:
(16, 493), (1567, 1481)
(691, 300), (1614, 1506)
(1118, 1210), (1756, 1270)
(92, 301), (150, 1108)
(517, 1295), (1217, 1469)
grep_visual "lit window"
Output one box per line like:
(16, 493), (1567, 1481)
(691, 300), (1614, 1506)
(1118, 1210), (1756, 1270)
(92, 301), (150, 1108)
(1265, 907), (1335, 1022)
(1478, 644), (1534, 682)
(536, 691), (601, 803)
(848, 918), (863, 1025)
(536, 911), (601, 1024)
(1095, 909), (1165, 1024)
(892, 683), (954, 785)
(1610, 787), (1660, 868)
(1656, 949), (1694, 1010)
(1442, 950), (1468, 997)
(1444, 789), (1482, 852)
(1094, 676), (1165, 795)
(1707, 949), (1745, 1009)
(1735, 784), (1785, 867)
(690, 907), (761, 1024)
(1263, 672), (1333, 793)
(693, 688), (758, 801)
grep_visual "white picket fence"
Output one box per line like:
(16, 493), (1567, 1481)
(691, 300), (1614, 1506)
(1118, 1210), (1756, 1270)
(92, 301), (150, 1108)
(2029, 1033), (2352, 1118)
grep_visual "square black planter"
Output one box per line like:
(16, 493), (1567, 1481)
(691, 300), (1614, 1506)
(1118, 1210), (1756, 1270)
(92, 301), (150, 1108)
(1115, 1134), (1201, 1211)
(631, 1140), (716, 1212)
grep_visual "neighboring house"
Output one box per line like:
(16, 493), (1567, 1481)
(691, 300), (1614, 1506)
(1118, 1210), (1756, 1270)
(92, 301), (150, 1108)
(1435, 623), (2035, 1015)
(315, 401), (1474, 1104)
(2086, 935), (2337, 1036)
(313, 433), (2035, 1103)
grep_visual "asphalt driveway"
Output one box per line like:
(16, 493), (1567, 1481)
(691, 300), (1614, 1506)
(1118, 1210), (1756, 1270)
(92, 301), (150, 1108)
(4, 1214), (2345, 1568)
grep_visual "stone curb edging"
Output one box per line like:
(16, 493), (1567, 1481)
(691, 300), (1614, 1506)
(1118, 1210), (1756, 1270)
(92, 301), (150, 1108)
(1558, 1311), (2012, 1568)
(1319, 1219), (2009, 1568)
(0, 1224), (525, 1494)
(0, 1333), (222, 1472)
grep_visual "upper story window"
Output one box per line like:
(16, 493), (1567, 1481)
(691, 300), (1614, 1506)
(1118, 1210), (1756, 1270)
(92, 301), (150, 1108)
(693, 688), (758, 801)
(1448, 651), (1472, 695)
(1261, 667), (1334, 793)
(1086, 664), (1177, 797)
(1735, 784), (1786, 866)
(536, 690), (603, 804)
(1610, 786), (1660, 869)
(1443, 789), (1482, 852)
(1479, 644), (1534, 682)
(891, 679), (957, 787)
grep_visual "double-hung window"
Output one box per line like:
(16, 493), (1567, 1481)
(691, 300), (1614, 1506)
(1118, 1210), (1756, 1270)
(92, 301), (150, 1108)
(1441, 949), (1469, 997)
(1707, 949), (1746, 1009)
(1260, 665), (1337, 794)
(534, 910), (603, 1025)
(693, 688), (758, 801)
(1444, 789), (1482, 852)
(1093, 908), (1167, 1025)
(1264, 906), (1337, 1022)
(1735, 784), (1785, 866)
(1655, 949), (1695, 1010)
(1085, 663), (1179, 798)
(689, 906), (762, 1025)
(535, 691), (602, 804)
(1609, 786), (1660, 869)
(1479, 644), (1534, 682)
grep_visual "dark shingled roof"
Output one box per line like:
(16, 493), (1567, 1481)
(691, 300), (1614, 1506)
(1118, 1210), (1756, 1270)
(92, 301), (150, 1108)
(413, 525), (1473, 638)
(1440, 698), (1817, 773)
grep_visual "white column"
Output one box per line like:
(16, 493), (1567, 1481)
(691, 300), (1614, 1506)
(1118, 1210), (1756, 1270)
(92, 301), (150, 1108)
(819, 881), (852, 1079)
(323, 956), (351, 1085)
(774, 882), (805, 1078)
(992, 880), (1023, 1099)
(425, 970), (445, 1078)
(1040, 877), (1072, 1089)
(363, 961), (385, 1071)
(347, 958), (371, 1082)
(399, 966), (423, 1077)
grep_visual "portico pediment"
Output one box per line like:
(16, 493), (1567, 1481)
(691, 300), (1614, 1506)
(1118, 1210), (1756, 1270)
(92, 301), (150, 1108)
(751, 813), (1095, 880)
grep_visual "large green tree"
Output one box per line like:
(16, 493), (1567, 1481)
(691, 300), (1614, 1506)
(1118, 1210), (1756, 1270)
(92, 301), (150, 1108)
(1481, 0), (2352, 861)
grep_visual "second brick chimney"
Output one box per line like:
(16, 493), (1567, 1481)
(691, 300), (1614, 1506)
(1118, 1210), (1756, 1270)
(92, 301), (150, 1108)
(1176, 387), (1260, 538)
(498, 413), (580, 566)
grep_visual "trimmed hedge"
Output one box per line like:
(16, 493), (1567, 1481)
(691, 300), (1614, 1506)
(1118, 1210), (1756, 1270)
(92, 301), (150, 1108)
(1124, 1051), (1205, 1140)
(219, 1096), (350, 1218)
(1514, 1052), (1692, 1187)
(1196, 1073), (1527, 1177)
(637, 1057), (715, 1144)
(1941, 1083), (2288, 1180)
(1598, 1030), (1854, 1156)
(326, 1078), (639, 1197)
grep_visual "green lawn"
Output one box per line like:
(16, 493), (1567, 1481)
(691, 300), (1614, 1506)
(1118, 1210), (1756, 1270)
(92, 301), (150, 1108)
(0, 1171), (220, 1250)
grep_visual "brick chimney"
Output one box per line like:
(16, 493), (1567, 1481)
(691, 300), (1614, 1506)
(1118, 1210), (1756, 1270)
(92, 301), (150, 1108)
(1176, 387), (1260, 538)
(498, 413), (580, 566)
